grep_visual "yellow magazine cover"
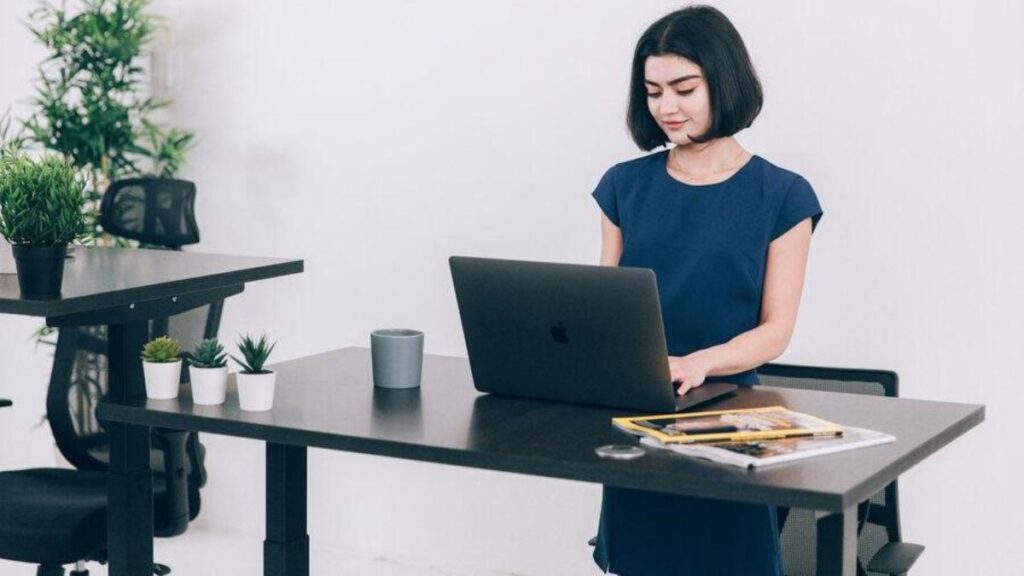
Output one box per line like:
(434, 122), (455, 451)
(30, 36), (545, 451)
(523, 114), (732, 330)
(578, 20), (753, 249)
(612, 405), (843, 444)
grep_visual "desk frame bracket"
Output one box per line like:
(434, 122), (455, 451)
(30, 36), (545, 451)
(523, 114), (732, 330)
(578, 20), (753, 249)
(46, 284), (244, 328)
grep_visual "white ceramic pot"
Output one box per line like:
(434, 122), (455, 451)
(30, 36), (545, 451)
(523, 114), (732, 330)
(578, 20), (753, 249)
(143, 359), (182, 400)
(0, 239), (15, 274)
(190, 365), (228, 405)
(237, 371), (276, 411)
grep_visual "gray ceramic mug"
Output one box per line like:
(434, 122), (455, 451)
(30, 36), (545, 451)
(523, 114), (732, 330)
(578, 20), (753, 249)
(370, 329), (424, 389)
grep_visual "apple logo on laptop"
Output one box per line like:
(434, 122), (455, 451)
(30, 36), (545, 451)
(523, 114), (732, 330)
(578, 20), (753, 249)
(550, 322), (569, 344)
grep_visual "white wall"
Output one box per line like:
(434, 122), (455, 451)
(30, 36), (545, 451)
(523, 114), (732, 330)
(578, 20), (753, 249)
(2, 1), (1022, 574)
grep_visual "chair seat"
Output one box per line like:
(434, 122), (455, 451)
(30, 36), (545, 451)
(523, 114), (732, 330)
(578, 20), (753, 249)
(0, 468), (167, 565)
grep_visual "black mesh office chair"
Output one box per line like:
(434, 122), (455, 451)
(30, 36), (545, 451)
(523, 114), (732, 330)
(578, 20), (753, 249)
(0, 178), (215, 576)
(758, 363), (925, 576)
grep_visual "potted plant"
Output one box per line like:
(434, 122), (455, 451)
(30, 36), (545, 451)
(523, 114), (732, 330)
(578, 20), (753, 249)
(141, 336), (182, 400)
(0, 152), (87, 297)
(188, 338), (228, 406)
(0, 237), (13, 274)
(230, 334), (277, 411)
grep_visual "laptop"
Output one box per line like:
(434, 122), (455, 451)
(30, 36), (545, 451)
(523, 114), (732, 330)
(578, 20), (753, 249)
(448, 256), (737, 413)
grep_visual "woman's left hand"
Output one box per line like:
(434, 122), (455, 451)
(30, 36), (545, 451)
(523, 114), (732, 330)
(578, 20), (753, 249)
(668, 352), (714, 396)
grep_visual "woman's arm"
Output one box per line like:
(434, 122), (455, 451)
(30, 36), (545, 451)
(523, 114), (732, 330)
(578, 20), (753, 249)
(670, 217), (814, 394)
(599, 213), (623, 266)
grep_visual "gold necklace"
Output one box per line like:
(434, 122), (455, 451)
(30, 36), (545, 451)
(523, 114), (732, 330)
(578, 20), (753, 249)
(670, 146), (748, 184)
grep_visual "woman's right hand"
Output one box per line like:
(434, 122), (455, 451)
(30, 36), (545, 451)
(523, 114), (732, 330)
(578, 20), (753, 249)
(668, 353), (713, 396)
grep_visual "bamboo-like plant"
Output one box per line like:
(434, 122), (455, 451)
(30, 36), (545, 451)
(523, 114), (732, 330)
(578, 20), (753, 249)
(23, 0), (195, 240)
(0, 109), (25, 157)
(14, 0), (197, 433)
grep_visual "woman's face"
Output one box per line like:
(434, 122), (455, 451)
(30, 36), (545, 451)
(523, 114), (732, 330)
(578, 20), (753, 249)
(644, 54), (712, 146)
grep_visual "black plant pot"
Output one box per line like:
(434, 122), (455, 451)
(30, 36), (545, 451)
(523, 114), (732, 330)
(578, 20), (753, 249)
(12, 244), (68, 299)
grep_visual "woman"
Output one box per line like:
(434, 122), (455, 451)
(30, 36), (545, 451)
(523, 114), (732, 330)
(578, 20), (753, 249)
(591, 6), (822, 575)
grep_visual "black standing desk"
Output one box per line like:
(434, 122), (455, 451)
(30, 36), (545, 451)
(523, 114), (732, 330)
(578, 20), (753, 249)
(0, 247), (303, 576)
(98, 347), (984, 576)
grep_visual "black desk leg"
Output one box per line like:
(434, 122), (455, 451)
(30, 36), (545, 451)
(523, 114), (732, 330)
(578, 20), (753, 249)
(265, 443), (309, 576)
(817, 506), (858, 576)
(107, 322), (155, 576)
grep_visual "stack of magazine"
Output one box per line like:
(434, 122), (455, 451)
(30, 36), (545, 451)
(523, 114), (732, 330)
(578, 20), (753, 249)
(612, 406), (895, 469)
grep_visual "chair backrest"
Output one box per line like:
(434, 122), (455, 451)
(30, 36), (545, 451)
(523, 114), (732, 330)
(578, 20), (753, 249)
(47, 178), (211, 521)
(757, 363), (902, 576)
(99, 178), (200, 248)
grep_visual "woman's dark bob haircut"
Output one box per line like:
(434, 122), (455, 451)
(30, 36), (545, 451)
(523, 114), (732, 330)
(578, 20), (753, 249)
(627, 5), (763, 150)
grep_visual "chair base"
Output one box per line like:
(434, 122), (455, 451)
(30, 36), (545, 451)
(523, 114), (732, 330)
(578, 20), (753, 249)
(867, 541), (925, 575)
(34, 561), (171, 576)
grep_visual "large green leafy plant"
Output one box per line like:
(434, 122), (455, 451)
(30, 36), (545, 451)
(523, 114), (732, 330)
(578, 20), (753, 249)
(9, 0), (195, 435)
(23, 0), (194, 240)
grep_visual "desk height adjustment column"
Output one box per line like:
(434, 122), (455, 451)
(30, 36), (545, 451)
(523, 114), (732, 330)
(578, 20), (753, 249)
(106, 322), (154, 576)
(265, 443), (309, 576)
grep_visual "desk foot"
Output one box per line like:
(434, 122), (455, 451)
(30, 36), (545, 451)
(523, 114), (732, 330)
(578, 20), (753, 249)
(266, 443), (308, 576)
(265, 536), (310, 576)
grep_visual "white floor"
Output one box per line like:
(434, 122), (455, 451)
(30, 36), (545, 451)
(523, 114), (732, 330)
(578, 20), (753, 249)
(0, 528), (518, 576)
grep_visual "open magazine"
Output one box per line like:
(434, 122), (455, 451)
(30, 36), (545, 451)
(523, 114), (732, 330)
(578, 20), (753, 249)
(639, 426), (895, 468)
(613, 405), (843, 445)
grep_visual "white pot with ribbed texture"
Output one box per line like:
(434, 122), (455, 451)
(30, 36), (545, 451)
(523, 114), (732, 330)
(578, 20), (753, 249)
(143, 360), (182, 399)
(237, 371), (276, 411)
(0, 239), (15, 274)
(190, 366), (228, 405)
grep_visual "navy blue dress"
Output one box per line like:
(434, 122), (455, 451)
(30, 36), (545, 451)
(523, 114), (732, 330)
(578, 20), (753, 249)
(590, 151), (822, 576)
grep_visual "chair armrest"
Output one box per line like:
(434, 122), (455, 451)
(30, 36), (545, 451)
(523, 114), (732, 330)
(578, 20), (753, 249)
(0, 398), (11, 408)
(867, 542), (925, 575)
(152, 428), (191, 537)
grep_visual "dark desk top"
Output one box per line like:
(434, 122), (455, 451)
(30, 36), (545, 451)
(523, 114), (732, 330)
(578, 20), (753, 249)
(98, 347), (984, 511)
(0, 247), (303, 318)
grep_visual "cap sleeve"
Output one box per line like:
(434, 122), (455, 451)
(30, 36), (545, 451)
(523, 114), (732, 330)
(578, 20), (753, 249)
(591, 166), (620, 226)
(771, 175), (823, 240)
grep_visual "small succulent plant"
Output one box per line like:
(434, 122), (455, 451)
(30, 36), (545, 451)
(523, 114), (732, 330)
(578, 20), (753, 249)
(141, 336), (182, 363)
(189, 338), (227, 369)
(229, 333), (276, 374)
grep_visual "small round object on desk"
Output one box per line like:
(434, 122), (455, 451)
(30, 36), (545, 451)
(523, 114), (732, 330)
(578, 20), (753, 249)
(595, 444), (645, 460)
